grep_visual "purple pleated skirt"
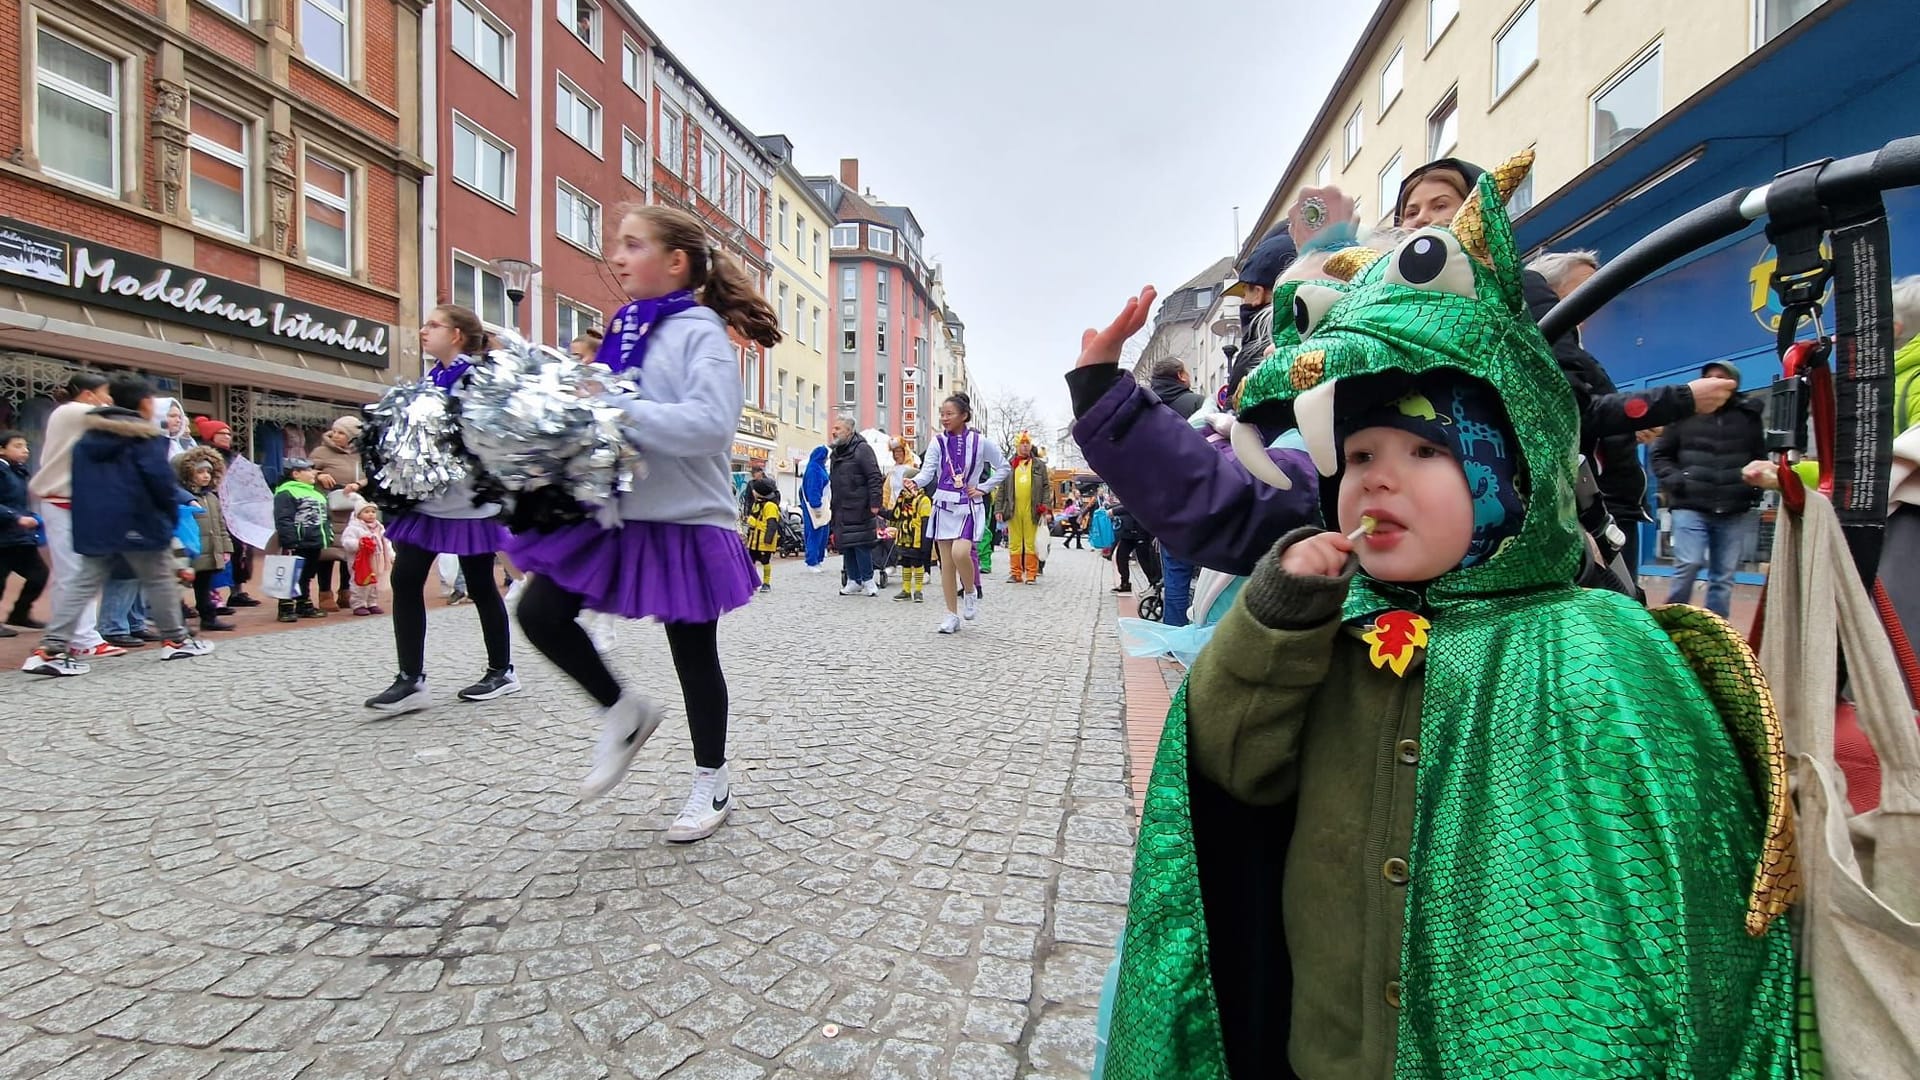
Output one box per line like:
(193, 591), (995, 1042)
(506, 520), (756, 623)
(388, 512), (509, 557)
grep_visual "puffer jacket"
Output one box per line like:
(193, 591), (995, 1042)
(1651, 365), (1767, 515)
(70, 406), (192, 556)
(173, 447), (233, 571)
(828, 436), (883, 549)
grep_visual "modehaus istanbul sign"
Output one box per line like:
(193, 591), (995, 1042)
(0, 215), (390, 368)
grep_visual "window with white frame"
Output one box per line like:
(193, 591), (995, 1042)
(33, 28), (122, 194)
(841, 371), (856, 404)
(876, 321), (887, 354)
(1428, 0), (1458, 45)
(811, 384), (822, 428)
(299, 0), (349, 79)
(555, 297), (600, 347)
(621, 39), (643, 93)
(1495, 2), (1538, 100)
(556, 77), (600, 153)
(700, 144), (720, 201)
(744, 347), (761, 409)
(555, 181), (599, 250)
(811, 308), (821, 351)
(794, 213), (806, 258)
(840, 267), (857, 298)
(777, 370), (789, 423)
(661, 104), (683, 174)
(746, 185), (761, 240)
(876, 275), (889, 304)
(795, 298), (806, 345)
(1592, 44), (1661, 161)
(1760, 0), (1827, 44)
(1377, 153), (1404, 225)
(303, 151), (352, 271)
(452, 116), (512, 204)
(1428, 90), (1459, 159)
(723, 161), (740, 220)
(206, 0), (248, 20)
(1381, 47), (1404, 113)
(831, 223), (859, 249)
(560, 0), (597, 49)
(1315, 153), (1331, 189)
(1343, 106), (1364, 163)
(621, 128), (644, 185)
(842, 321), (856, 352)
(452, 0), (510, 87)
(777, 281), (790, 332)
(875, 371), (887, 405)
(452, 255), (508, 326)
(812, 229), (822, 272)
(189, 100), (250, 238)
(869, 226), (895, 255)
(1507, 170), (1535, 216)
(777, 198), (790, 246)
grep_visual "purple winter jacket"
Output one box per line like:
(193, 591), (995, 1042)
(1068, 365), (1320, 576)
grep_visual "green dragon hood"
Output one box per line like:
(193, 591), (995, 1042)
(1236, 152), (1585, 606)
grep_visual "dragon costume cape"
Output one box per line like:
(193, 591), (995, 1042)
(1104, 153), (1800, 1079)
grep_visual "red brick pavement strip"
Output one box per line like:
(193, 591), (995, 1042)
(1116, 580), (1768, 821)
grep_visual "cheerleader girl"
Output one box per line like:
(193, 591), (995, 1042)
(508, 205), (779, 842)
(902, 393), (1010, 635)
(365, 303), (519, 714)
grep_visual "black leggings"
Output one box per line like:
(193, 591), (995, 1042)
(390, 541), (510, 677)
(517, 574), (729, 768)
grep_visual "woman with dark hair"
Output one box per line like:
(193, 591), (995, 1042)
(903, 393), (1009, 635)
(364, 303), (519, 715)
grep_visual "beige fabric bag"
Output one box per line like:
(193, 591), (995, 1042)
(1759, 490), (1920, 1077)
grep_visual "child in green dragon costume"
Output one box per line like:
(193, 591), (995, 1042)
(1103, 153), (1800, 1079)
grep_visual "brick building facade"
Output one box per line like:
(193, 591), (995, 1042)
(0, 0), (429, 460)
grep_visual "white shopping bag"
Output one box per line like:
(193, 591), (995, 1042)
(261, 553), (305, 599)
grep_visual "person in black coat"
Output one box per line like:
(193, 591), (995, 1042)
(738, 463), (780, 520)
(827, 415), (883, 596)
(1146, 358), (1206, 420)
(1108, 500), (1161, 594)
(1651, 361), (1767, 619)
(0, 431), (48, 635)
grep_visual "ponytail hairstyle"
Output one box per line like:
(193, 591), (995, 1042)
(622, 205), (782, 349)
(434, 304), (488, 356)
(943, 392), (974, 425)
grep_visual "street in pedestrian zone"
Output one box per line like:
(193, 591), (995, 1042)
(0, 549), (1133, 1079)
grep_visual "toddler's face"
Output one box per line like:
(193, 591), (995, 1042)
(358, 507), (380, 524)
(1336, 425), (1474, 583)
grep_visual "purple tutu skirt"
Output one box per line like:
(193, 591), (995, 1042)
(505, 520), (756, 623)
(388, 512), (509, 557)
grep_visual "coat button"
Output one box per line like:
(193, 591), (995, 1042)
(1382, 857), (1410, 885)
(1396, 739), (1419, 765)
(1385, 980), (1402, 1008)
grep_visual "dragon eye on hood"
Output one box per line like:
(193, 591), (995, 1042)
(1384, 229), (1477, 300)
(1291, 283), (1343, 339)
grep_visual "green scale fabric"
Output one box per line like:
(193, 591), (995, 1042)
(1104, 165), (1800, 1078)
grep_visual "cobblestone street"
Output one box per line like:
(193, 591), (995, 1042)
(0, 547), (1133, 1079)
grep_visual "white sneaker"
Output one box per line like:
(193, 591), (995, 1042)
(839, 582), (862, 596)
(22, 648), (89, 677)
(961, 593), (979, 621)
(937, 614), (962, 635)
(583, 612), (617, 653)
(581, 695), (664, 800)
(808, 565), (824, 574)
(160, 636), (215, 660)
(863, 581), (879, 597)
(666, 763), (732, 843)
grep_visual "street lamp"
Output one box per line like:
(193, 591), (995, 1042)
(490, 257), (539, 332)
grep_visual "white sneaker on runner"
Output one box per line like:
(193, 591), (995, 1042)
(961, 593), (979, 621)
(937, 614), (962, 635)
(839, 582), (862, 596)
(160, 636), (215, 660)
(581, 695), (663, 800)
(666, 763), (732, 843)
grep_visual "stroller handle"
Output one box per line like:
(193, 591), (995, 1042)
(1540, 133), (1920, 341)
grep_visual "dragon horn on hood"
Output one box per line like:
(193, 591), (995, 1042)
(1448, 149), (1535, 267)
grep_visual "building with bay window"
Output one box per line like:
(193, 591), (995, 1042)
(0, 0), (430, 463)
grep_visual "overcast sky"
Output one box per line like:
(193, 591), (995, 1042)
(636, 0), (1374, 429)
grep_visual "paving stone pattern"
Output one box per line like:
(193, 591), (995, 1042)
(0, 548), (1133, 1078)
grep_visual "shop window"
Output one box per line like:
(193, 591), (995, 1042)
(189, 100), (250, 239)
(303, 151), (352, 271)
(300, 0), (350, 79)
(34, 28), (122, 194)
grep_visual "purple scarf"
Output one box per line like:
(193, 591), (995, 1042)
(597, 290), (699, 375)
(428, 356), (473, 390)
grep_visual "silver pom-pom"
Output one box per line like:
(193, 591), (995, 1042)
(458, 331), (644, 528)
(365, 381), (466, 501)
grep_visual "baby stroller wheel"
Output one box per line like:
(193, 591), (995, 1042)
(877, 569), (889, 588)
(1137, 590), (1163, 623)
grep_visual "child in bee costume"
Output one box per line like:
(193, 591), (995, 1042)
(891, 483), (934, 602)
(743, 484), (781, 593)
